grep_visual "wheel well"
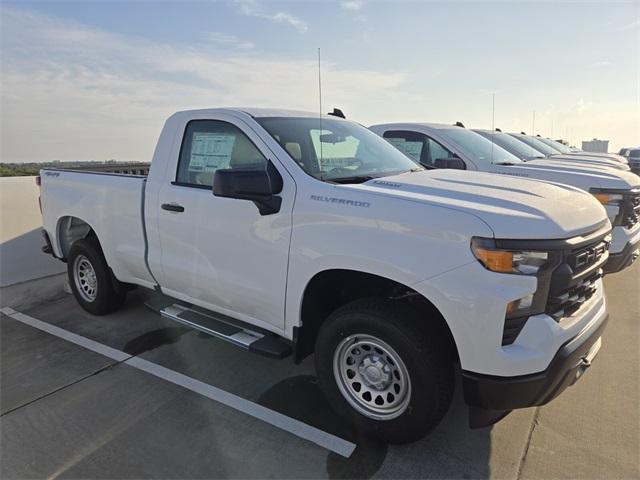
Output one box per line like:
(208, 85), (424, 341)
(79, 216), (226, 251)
(295, 269), (458, 363)
(57, 216), (96, 260)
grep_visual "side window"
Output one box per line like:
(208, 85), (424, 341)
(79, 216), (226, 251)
(383, 130), (427, 164)
(176, 120), (267, 187)
(427, 139), (453, 165)
(382, 130), (453, 168)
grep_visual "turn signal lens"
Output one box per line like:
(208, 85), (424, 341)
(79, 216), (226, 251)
(593, 193), (609, 204)
(473, 248), (514, 273)
(592, 192), (623, 206)
(471, 239), (550, 275)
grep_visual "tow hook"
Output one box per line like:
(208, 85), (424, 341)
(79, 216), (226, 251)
(573, 337), (602, 383)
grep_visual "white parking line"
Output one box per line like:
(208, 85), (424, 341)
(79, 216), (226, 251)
(0, 307), (357, 458)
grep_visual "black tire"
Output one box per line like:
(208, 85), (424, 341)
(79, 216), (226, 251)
(315, 297), (454, 444)
(66, 237), (126, 315)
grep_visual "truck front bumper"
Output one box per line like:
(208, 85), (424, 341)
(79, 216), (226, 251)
(604, 224), (640, 274)
(462, 311), (608, 427)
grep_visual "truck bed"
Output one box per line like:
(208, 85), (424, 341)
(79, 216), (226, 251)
(40, 168), (156, 289)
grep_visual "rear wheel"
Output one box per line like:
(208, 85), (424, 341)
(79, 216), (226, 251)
(315, 297), (454, 443)
(67, 238), (126, 315)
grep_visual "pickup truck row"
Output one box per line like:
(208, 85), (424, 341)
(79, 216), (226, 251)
(39, 108), (638, 443)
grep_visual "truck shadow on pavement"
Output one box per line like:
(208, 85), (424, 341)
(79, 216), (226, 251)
(122, 326), (190, 356)
(257, 374), (492, 479)
(8, 291), (492, 479)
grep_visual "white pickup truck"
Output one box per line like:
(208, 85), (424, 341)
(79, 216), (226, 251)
(508, 133), (630, 167)
(40, 108), (612, 443)
(473, 129), (631, 172)
(370, 123), (640, 275)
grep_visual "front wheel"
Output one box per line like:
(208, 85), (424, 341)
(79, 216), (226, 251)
(67, 238), (126, 315)
(315, 298), (454, 443)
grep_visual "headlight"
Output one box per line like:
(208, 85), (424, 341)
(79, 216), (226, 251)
(471, 239), (550, 275)
(590, 189), (625, 225)
(592, 192), (623, 206)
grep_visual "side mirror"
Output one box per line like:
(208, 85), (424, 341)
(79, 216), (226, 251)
(434, 157), (466, 170)
(213, 161), (283, 215)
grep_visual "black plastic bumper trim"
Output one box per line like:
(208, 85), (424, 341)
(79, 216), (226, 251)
(604, 237), (640, 274)
(41, 229), (65, 261)
(462, 313), (608, 412)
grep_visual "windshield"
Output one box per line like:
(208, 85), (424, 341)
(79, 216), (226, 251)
(629, 149), (640, 159)
(535, 137), (572, 154)
(509, 134), (560, 156)
(473, 130), (545, 160)
(256, 117), (422, 183)
(438, 128), (522, 166)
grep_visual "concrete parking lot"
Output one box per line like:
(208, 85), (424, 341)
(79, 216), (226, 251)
(0, 260), (638, 479)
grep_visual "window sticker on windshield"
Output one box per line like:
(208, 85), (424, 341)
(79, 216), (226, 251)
(387, 138), (423, 161)
(189, 132), (236, 172)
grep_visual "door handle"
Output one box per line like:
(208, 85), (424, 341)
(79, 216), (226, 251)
(161, 203), (185, 213)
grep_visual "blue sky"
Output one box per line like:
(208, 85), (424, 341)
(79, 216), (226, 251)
(1, 0), (638, 163)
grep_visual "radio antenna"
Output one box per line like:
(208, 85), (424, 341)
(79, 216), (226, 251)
(317, 48), (323, 175)
(531, 110), (536, 136)
(490, 93), (495, 163)
(531, 110), (536, 157)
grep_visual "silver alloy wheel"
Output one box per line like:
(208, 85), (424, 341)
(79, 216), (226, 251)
(333, 334), (411, 420)
(73, 254), (98, 302)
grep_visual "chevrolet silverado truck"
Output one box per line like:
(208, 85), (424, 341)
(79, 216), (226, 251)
(40, 108), (611, 443)
(474, 129), (630, 172)
(509, 133), (629, 166)
(370, 122), (640, 274)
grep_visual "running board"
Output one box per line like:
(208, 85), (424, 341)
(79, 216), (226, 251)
(145, 295), (292, 360)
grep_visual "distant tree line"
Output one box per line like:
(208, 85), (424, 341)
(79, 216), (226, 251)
(0, 164), (41, 177)
(0, 160), (145, 177)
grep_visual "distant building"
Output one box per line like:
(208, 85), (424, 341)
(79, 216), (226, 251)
(582, 138), (609, 153)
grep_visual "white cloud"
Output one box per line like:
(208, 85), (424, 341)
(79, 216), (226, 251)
(620, 18), (640, 31)
(205, 32), (255, 50)
(340, 0), (365, 11)
(0, 7), (406, 163)
(590, 60), (611, 68)
(234, 0), (308, 32)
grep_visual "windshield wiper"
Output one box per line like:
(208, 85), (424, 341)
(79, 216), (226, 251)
(492, 161), (518, 166)
(330, 175), (378, 184)
(330, 167), (423, 184)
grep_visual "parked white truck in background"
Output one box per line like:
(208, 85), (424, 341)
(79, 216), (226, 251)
(509, 133), (630, 166)
(370, 122), (640, 274)
(40, 108), (611, 443)
(473, 129), (631, 172)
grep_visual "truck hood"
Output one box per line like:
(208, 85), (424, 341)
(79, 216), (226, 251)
(545, 154), (630, 170)
(350, 170), (608, 239)
(499, 159), (640, 190)
(562, 152), (628, 163)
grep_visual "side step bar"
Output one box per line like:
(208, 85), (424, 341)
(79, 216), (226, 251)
(145, 295), (292, 360)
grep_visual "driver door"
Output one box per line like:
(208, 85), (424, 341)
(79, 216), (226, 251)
(155, 116), (294, 331)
